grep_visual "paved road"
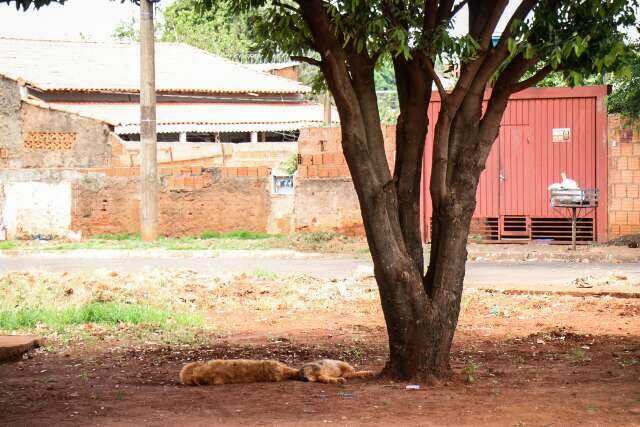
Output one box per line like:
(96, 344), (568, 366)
(1, 252), (639, 286)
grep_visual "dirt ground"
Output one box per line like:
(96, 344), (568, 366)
(1, 272), (639, 426)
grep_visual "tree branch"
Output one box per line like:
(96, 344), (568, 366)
(474, 0), (509, 48)
(273, 0), (299, 14)
(437, 0), (456, 24)
(423, 0), (438, 34)
(290, 55), (322, 67)
(494, 0), (538, 50)
(449, 0), (469, 19)
(420, 56), (447, 99)
(510, 65), (552, 92)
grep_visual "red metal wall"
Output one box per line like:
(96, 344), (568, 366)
(421, 86), (609, 243)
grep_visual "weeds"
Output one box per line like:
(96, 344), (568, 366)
(340, 346), (365, 364)
(567, 347), (591, 363)
(291, 231), (343, 243)
(0, 302), (202, 331)
(463, 361), (479, 383)
(93, 233), (140, 241)
(198, 230), (274, 240)
(1, 231), (367, 253)
(253, 269), (278, 279)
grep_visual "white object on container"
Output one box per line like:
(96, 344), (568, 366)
(548, 173), (583, 205)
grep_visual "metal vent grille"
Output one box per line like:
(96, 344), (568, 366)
(531, 217), (594, 243)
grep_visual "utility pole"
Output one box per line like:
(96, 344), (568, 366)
(139, 0), (159, 240)
(323, 90), (332, 126)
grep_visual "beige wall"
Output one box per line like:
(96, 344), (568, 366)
(0, 76), (22, 168)
(19, 102), (112, 168)
(294, 176), (363, 236)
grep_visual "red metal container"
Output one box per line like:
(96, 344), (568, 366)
(421, 86), (609, 243)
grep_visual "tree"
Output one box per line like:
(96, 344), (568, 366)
(161, 0), (254, 60)
(112, 16), (140, 42)
(200, 0), (636, 381)
(609, 47), (640, 120)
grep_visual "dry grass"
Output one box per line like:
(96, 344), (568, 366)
(0, 269), (381, 348)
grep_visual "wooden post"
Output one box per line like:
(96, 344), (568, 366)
(139, 0), (159, 241)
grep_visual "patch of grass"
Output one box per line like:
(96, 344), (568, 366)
(0, 241), (16, 250)
(92, 233), (140, 241)
(253, 269), (278, 279)
(339, 346), (366, 364)
(292, 231), (343, 243)
(199, 230), (275, 240)
(200, 230), (222, 239)
(0, 302), (202, 331)
(567, 347), (591, 363)
(8, 230), (367, 254)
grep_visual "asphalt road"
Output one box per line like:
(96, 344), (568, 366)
(1, 252), (639, 286)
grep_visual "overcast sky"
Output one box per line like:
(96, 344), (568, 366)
(0, 0), (635, 43)
(0, 0), (170, 41)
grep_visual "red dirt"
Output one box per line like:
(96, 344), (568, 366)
(1, 291), (639, 426)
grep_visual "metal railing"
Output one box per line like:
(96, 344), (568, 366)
(550, 188), (599, 208)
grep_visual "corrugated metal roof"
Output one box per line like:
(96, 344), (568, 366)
(246, 62), (300, 72)
(44, 101), (338, 134)
(0, 38), (308, 94)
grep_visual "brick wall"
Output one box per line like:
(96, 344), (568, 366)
(297, 126), (396, 178)
(293, 125), (396, 236)
(71, 166), (272, 237)
(608, 115), (640, 238)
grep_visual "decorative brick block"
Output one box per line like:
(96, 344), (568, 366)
(24, 132), (76, 151)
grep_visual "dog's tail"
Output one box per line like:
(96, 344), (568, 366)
(343, 370), (375, 379)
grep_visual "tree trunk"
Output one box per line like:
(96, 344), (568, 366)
(295, 0), (534, 384)
(380, 210), (473, 381)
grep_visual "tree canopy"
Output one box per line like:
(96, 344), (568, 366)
(161, 0), (254, 61)
(0, 0), (64, 9)
(609, 47), (640, 120)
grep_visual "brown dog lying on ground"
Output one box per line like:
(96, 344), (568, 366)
(179, 358), (373, 386)
(297, 359), (375, 384)
(179, 359), (300, 385)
